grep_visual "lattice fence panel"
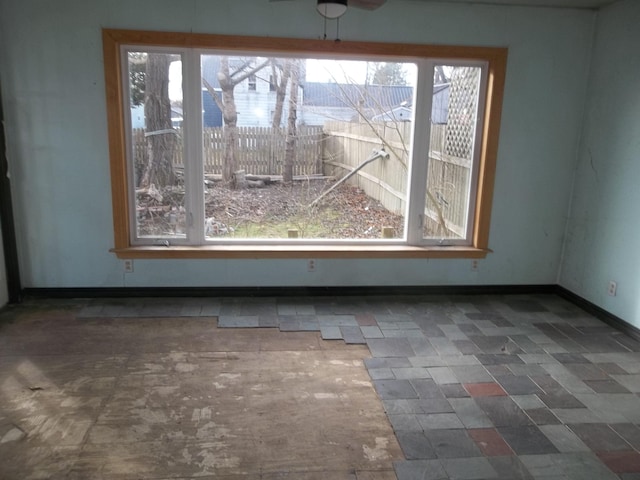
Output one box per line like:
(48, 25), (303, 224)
(445, 67), (480, 160)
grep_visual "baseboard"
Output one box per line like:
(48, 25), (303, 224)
(22, 284), (557, 299)
(555, 286), (640, 342)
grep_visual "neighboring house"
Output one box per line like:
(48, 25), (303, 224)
(132, 57), (448, 129)
(130, 105), (145, 129)
(370, 103), (412, 123)
(130, 105), (185, 129)
(300, 83), (413, 126)
(369, 83), (450, 124)
(431, 83), (450, 125)
(201, 55), (301, 128)
(171, 106), (184, 128)
(202, 89), (223, 127)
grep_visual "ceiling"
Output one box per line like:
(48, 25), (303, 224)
(407, 0), (617, 8)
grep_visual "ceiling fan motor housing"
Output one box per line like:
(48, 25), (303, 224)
(317, 0), (348, 18)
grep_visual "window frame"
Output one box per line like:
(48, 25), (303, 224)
(408, 59), (489, 247)
(103, 29), (507, 259)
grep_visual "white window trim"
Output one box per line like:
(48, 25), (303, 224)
(123, 51), (487, 247)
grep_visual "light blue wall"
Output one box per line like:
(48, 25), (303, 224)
(559, 0), (640, 327)
(0, 0), (594, 288)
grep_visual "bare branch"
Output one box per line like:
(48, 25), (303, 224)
(230, 58), (271, 86)
(321, 64), (449, 235)
(271, 58), (292, 128)
(202, 77), (224, 112)
(321, 73), (407, 167)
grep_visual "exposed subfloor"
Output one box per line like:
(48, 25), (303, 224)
(2, 293), (640, 479)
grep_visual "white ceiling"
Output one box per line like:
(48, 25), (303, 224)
(406, 0), (617, 8)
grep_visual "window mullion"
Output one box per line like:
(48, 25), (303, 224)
(121, 46), (139, 245)
(406, 59), (435, 246)
(183, 49), (205, 244)
(464, 62), (489, 242)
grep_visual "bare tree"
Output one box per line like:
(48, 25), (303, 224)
(140, 53), (178, 188)
(128, 52), (146, 107)
(270, 59), (292, 129)
(283, 59), (301, 183)
(370, 62), (408, 86)
(202, 56), (271, 186)
(434, 65), (448, 84)
(323, 64), (450, 235)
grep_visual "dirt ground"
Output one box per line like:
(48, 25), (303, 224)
(137, 178), (405, 239)
(203, 179), (405, 239)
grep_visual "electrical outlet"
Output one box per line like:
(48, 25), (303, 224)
(607, 280), (617, 296)
(307, 259), (316, 272)
(123, 259), (134, 273)
(471, 260), (479, 272)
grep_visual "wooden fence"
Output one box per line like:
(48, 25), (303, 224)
(132, 122), (470, 237)
(133, 126), (324, 177)
(321, 120), (410, 216)
(322, 120), (471, 238)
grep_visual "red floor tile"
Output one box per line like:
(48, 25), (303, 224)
(597, 451), (640, 473)
(356, 313), (378, 326)
(463, 382), (508, 397)
(468, 428), (514, 456)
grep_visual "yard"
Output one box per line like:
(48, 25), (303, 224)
(137, 179), (405, 240)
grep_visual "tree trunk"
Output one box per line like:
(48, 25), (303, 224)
(206, 56), (270, 187)
(271, 60), (291, 129)
(140, 53), (176, 188)
(219, 57), (239, 185)
(283, 60), (300, 184)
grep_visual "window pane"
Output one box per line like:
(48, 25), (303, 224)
(127, 51), (186, 240)
(424, 65), (481, 241)
(200, 54), (416, 240)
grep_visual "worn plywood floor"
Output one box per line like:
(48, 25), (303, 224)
(4, 293), (640, 480)
(0, 305), (401, 480)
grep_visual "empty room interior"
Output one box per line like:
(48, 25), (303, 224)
(1, 0), (640, 479)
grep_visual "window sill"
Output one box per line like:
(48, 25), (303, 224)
(111, 245), (490, 260)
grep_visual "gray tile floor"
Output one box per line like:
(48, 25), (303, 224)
(4, 293), (640, 479)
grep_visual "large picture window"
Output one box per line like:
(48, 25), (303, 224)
(103, 30), (507, 258)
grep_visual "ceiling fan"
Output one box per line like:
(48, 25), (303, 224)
(270, 0), (387, 18)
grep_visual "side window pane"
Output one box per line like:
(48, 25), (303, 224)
(200, 54), (416, 241)
(127, 51), (186, 241)
(424, 65), (482, 241)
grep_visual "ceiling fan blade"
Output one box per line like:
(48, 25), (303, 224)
(350, 0), (387, 10)
(268, 0), (386, 11)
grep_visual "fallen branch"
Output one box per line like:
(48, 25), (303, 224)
(309, 148), (389, 207)
(204, 173), (333, 183)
